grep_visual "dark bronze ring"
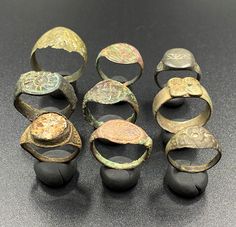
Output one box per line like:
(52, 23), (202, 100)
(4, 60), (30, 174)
(20, 112), (82, 163)
(165, 126), (222, 173)
(89, 119), (153, 169)
(14, 71), (77, 121)
(82, 80), (139, 128)
(154, 48), (202, 88)
(30, 27), (88, 84)
(96, 43), (144, 86)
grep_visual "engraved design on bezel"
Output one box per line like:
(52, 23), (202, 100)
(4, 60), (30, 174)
(167, 77), (203, 97)
(98, 43), (144, 69)
(20, 71), (60, 95)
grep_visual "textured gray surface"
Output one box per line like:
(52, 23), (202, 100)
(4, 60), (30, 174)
(0, 0), (236, 226)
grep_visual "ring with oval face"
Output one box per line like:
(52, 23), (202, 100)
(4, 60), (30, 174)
(20, 112), (82, 163)
(82, 80), (139, 128)
(14, 71), (77, 121)
(89, 119), (153, 169)
(165, 125), (222, 173)
(154, 48), (202, 88)
(152, 77), (213, 134)
(96, 43), (144, 86)
(30, 27), (87, 83)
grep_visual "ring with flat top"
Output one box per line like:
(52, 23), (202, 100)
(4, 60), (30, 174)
(96, 43), (144, 86)
(31, 26), (87, 83)
(165, 125), (222, 173)
(14, 71), (77, 121)
(20, 112), (82, 163)
(152, 77), (213, 134)
(89, 119), (153, 169)
(82, 79), (139, 128)
(154, 48), (202, 88)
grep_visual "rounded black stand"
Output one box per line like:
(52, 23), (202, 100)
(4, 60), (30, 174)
(164, 97), (185, 108)
(34, 150), (78, 187)
(165, 160), (208, 198)
(100, 156), (140, 191)
(42, 106), (60, 112)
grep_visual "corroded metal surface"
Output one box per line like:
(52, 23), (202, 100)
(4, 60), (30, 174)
(20, 113), (82, 163)
(30, 113), (68, 141)
(167, 77), (203, 97)
(14, 71), (77, 121)
(30, 26), (87, 83)
(83, 80), (139, 128)
(89, 119), (153, 170)
(152, 77), (213, 133)
(96, 43), (144, 86)
(154, 48), (202, 88)
(165, 126), (222, 173)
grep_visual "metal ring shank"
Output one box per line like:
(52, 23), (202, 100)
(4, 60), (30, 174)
(153, 86), (213, 134)
(14, 78), (77, 121)
(96, 57), (143, 86)
(90, 138), (152, 170)
(154, 63), (202, 89)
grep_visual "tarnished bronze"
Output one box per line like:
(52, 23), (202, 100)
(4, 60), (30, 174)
(154, 48), (202, 88)
(31, 26), (87, 83)
(96, 43), (144, 86)
(20, 112), (82, 163)
(82, 79), (139, 128)
(90, 119), (153, 169)
(165, 126), (222, 173)
(152, 77), (213, 133)
(14, 71), (77, 121)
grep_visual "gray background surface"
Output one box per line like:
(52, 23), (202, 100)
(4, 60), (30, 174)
(0, 0), (235, 226)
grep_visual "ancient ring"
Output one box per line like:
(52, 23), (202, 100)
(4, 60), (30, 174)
(89, 119), (153, 169)
(96, 43), (144, 86)
(14, 71), (77, 121)
(152, 77), (213, 133)
(165, 126), (222, 172)
(154, 48), (202, 88)
(82, 80), (139, 128)
(31, 27), (88, 83)
(20, 112), (82, 163)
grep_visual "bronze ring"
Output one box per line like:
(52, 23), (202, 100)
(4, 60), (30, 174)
(20, 112), (82, 163)
(82, 80), (139, 128)
(165, 126), (222, 173)
(31, 27), (88, 84)
(89, 119), (153, 169)
(152, 77), (213, 134)
(154, 48), (202, 88)
(96, 43), (144, 86)
(14, 71), (77, 121)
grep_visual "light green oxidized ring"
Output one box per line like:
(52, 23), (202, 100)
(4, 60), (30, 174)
(14, 71), (77, 121)
(82, 79), (139, 128)
(96, 43), (144, 86)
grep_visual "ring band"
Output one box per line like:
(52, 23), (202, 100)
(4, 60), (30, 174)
(152, 77), (213, 134)
(82, 80), (139, 128)
(20, 112), (82, 163)
(165, 125), (222, 172)
(14, 71), (77, 121)
(154, 48), (202, 88)
(96, 43), (144, 86)
(31, 27), (88, 83)
(89, 119), (153, 169)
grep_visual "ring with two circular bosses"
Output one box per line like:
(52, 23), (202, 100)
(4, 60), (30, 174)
(14, 71), (77, 121)
(154, 48), (202, 88)
(89, 119), (153, 170)
(152, 77), (213, 134)
(20, 112), (82, 163)
(82, 79), (139, 128)
(165, 125), (222, 173)
(96, 43), (144, 86)
(31, 26), (88, 83)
